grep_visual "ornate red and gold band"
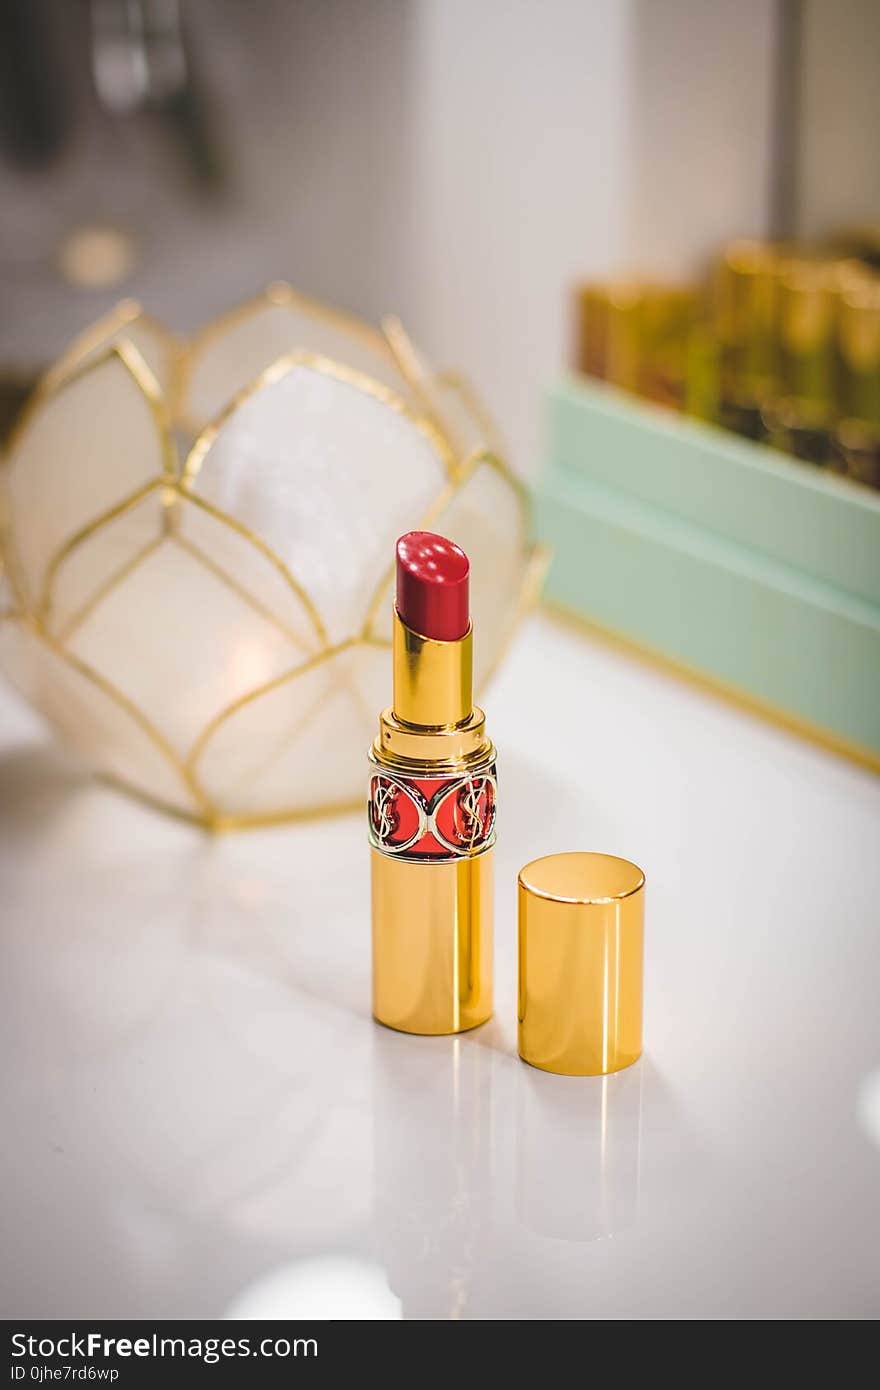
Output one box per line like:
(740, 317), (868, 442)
(368, 754), (497, 862)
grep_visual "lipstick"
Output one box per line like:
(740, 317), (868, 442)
(368, 531), (496, 1034)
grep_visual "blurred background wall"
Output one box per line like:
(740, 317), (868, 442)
(796, 0), (880, 238)
(0, 0), (874, 469)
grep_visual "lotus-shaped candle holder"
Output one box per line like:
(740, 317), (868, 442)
(0, 285), (545, 827)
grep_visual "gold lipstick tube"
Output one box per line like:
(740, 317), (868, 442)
(368, 608), (495, 1035)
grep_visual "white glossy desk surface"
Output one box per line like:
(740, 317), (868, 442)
(1, 612), (878, 1320)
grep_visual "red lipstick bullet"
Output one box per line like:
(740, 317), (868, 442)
(395, 530), (470, 642)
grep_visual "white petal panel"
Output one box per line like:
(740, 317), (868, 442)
(46, 303), (177, 401)
(5, 349), (170, 609)
(174, 491), (326, 655)
(184, 290), (414, 429)
(423, 373), (505, 464)
(383, 320), (503, 464)
(185, 361), (449, 644)
(67, 535), (302, 754)
(0, 619), (197, 814)
(196, 640), (387, 819)
(43, 489), (166, 639)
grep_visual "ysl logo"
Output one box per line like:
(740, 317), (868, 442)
(456, 776), (492, 849)
(368, 764), (497, 860)
(372, 778), (398, 843)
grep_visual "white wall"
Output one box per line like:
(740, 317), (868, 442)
(627, 0), (777, 276)
(391, 0), (778, 471)
(796, 0), (880, 239)
(398, 0), (635, 470)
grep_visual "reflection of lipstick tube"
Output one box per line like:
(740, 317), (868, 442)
(368, 532), (495, 1035)
(373, 1029), (491, 1315)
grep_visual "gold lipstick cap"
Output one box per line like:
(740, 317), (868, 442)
(518, 853), (645, 1077)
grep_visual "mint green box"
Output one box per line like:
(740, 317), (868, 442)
(537, 376), (880, 765)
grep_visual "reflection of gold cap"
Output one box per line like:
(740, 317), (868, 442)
(518, 853), (644, 1077)
(515, 1062), (642, 1239)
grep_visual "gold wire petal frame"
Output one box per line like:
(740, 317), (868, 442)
(0, 340), (328, 824)
(185, 635), (361, 777)
(382, 314), (508, 461)
(177, 348), (460, 659)
(187, 636), (389, 828)
(169, 485), (329, 652)
(2, 612), (213, 818)
(433, 368), (509, 457)
(176, 280), (417, 436)
(180, 347), (458, 490)
(0, 289), (545, 829)
(181, 447), (543, 825)
(37, 298), (183, 402)
(183, 460), (546, 823)
(1, 341), (178, 620)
